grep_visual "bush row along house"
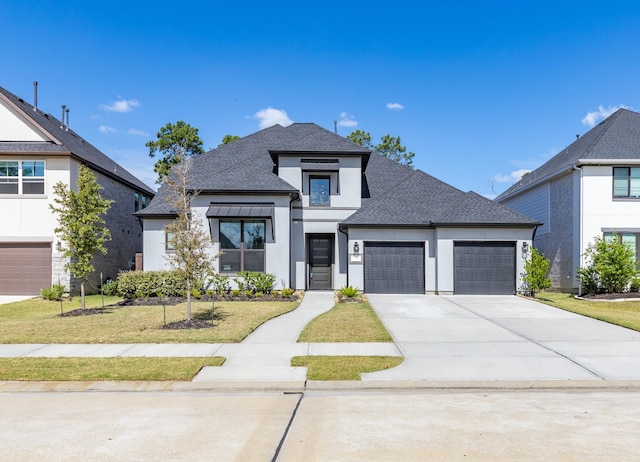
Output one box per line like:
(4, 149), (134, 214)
(0, 85), (154, 295)
(497, 108), (640, 292)
(137, 123), (539, 294)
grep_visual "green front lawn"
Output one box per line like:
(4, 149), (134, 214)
(0, 357), (224, 381)
(0, 296), (299, 343)
(291, 356), (403, 380)
(535, 292), (640, 331)
(297, 301), (393, 342)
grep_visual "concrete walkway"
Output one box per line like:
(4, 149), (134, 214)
(364, 294), (640, 382)
(0, 291), (401, 384)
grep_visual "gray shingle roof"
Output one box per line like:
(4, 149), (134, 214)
(139, 122), (536, 226)
(497, 108), (640, 200)
(0, 86), (154, 195)
(342, 154), (538, 227)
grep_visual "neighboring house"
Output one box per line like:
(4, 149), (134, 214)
(0, 85), (154, 295)
(137, 123), (538, 294)
(496, 108), (640, 292)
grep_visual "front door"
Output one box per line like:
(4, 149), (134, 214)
(308, 235), (333, 290)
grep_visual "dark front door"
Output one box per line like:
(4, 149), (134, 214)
(308, 235), (333, 290)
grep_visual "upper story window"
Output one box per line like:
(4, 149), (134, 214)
(134, 192), (150, 212)
(0, 160), (45, 195)
(310, 176), (330, 206)
(219, 220), (265, 273)
(613, 167), (640, 198)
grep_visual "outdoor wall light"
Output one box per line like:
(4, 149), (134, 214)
(522, 242), (529, 253)
(353, 242), (360, 255)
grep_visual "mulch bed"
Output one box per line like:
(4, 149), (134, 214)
(162, 319), (213, 329)
(59, 307), (113, 317)
(579, 292), (640, 300)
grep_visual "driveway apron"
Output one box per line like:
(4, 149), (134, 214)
(364, 294), (640, 381)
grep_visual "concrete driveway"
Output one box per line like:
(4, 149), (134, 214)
(364, 294), (640, 381)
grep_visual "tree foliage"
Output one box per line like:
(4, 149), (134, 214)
(146, 121), (204, 183)
(347, 130), (415, 167)
(163, 158), (216, 321)
(49, 165), (112, 308)
(579, 234), (637, 294)
(523, 247), (551, 297)
(218, 134), (240, 146)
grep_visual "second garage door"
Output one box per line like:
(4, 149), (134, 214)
(454, 241), (515, 295)
(0, 243), (52, 295)
(364, 242), (425, 294)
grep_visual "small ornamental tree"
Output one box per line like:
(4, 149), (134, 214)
(580, 234), (636, 293)
(523, 247), (551, 297)
(163, 157), (216, 322)
(50, 165), (112, 309)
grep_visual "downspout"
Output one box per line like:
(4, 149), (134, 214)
(573, 163), (584, 295)
(338, 225), (349, 287)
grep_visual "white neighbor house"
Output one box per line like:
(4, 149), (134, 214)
(138, 123), (537, 294)
(0, 85), (154, 295)
(497, 108), (640, 292)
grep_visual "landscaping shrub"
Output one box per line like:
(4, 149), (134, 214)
(281, 288), (294, 298)
(235, 271), (277, 292)
(40, 283), (65, 301)
(210, 273), (231, 294)
(577, 266), (599, 295)
(631, 277), (640, 293)
(522, 247), (551, 297)
(115, 270), (204, 298)
(580, 234), (636, 293)
(338, 285), (359, 298)
(101, 279), (118, 296)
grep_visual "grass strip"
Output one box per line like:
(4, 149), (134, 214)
(297, 302), (393, 342)
(0, 357), (224, 381)
(291, 356), (403, 380)
(0, 296), (299, 343)
(535, 292), (640, 331)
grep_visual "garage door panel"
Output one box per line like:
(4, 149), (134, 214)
(454, 242), (515, 295)
(0, 243), (52, 295)
(364, 242), (425, 294)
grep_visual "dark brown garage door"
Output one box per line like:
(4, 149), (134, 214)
(364, 242), (425, 294)
(0, 243), (52, 295)
(454, 242), (515, 295)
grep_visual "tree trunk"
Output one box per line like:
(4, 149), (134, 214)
(186, 278), (191, 321)
(80, 280), (86, 310)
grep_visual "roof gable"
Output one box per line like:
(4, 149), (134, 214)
(0, 86), (154, 195)
(498, 108), (640, 199)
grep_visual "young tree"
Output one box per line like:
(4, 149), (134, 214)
(523, 247), (551, 297)
(347, 130), (415, 167)
(146, 121), (204, 184)
(163, 158), (216, 322)
(581, 234), (637, 293)
(50, 165), (112, 309)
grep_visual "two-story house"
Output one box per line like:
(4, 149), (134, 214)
(138, 123), (538, 294)
(0, 85), (154, 295)
(496, 108), (640, 292)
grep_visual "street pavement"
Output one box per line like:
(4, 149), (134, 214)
(0, 385), (639, 461)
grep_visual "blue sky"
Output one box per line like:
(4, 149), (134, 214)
(3, 1), (640, 195)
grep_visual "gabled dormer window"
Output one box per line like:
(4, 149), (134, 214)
(613, 167), (640, 198)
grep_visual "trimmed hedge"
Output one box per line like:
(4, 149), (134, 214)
(115, 271), (204, 298)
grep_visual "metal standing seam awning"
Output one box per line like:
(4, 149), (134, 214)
(300, 161), (340, 193)
(206, 203), (276, 238)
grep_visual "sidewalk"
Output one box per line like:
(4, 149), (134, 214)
(0, 291), (402, 384)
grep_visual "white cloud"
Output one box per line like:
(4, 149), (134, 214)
(100, 99), (140, 113)
(254, 107), (293, 129)
(492, 169), (531, 183)
(337, 112), (358, 127)
(386, 102), (404, 111)
(127, 128), (149, 136)
(581, 105), (628, 127)
(99, 125), (116, 133)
